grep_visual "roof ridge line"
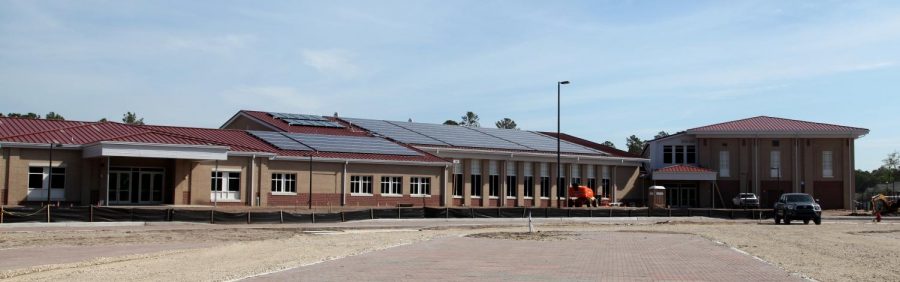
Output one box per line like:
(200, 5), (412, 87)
(0, 120), (106, 141)
(139, 126), (267, 152)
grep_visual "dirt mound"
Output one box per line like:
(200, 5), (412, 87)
(466, 231), (580, 241)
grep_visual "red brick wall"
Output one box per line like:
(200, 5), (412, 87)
(813, 181), (843, 209)
(452, 198), (463, 206)
(266, 193), (440, 208)
(471, 198), (483, 206)
(488, 199), (499, 206)
(505, 199), (516, 207)
(524, 199), (534, 207)
(182, 191), (190, 205)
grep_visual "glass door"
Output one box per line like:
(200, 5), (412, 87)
(138, 171), (164, 203)
(109, 171), (132, 204)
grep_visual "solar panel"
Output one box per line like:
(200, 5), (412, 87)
(267, 112), (328, 121)
(284, 133), (421, 156)
(284, 119), (344, 128)
(248, 131), (312, 151)
(472, 127), (600, 154)
(341, 118), (449, 146)
(387, 121), (530, 150)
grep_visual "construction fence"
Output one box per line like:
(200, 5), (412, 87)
(0, 206), (774, 224)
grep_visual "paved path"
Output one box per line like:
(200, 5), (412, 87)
(246, 231), (801, 281)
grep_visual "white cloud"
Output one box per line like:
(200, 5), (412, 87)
(300, 49), (361, 78)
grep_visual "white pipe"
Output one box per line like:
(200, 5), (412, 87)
(342, 161), (348, 206)
(250, 155), (256, 207)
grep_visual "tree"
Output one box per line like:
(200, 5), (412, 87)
(122, 112), (144, 125)
(601, 141), (616, 148)
(654, 131), (670, 139)
(0, 113), (4, 117)
(98, 118), (108, 122)
(625, 135), (645, 155)
(443, 120), (459, 125)
(45, 112), (65, 120)
(495, 118), (517, 129)
(884, 151), (900, 193)
(7, 113), (40, 119)
(459, 111), (480, 127)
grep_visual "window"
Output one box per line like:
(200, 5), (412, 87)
(471, 175), (482, 197)
(453, 160), (464, 197)
(587, 178), (597, 191)
(410, 177), (431, 195)
(686, 145), (696, 163)
(557, 177), (567, 197)
(211, 171), (240, 200)
(350, 175), (373, 194)
(452, 174), (464, 197)
(488, 175), (500, 197)
(524, 176), (534, 198)
(271, 173), (297, 193)
(772, 140), (780, 147)
(823, 151), (834, 178)
(663, 146), (673, 163)
(719, 151), (730, 177)
(506, 175), (517, 197)
(28, 167), (66, 201)
(601, 179), (611, 198)
(770, 150), (781, 178)
(675, 145), (685, 163)
(381, 176), (402, 195)
(539, 177), (550, 198)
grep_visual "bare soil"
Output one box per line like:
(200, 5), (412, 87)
(1, 219), (899, 282)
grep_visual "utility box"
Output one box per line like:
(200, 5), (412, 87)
(648, 186), (666, 209)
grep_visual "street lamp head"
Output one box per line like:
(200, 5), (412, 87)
(559, 81), (570, 85)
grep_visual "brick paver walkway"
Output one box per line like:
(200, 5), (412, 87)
(247, 231), (801, 281)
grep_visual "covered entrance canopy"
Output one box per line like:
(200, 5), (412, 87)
(652, 165), (724, 208)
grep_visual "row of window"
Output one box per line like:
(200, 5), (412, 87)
(349, 176), (432, 196)
(717, 150), (834, 178)
(451, 174), (610, 199)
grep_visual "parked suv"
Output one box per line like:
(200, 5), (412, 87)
(732, 193), (760, 208)
(774, 193), (822, 225)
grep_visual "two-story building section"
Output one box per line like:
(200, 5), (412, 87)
(643, 116), (868, 210)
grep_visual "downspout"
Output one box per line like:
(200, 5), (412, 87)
(753, 138), (759, 196)
(106, 157), (111, 206)
(793, 139), (799, 193)
(251, 155), (256, 207)
(342, 161), (348, 206)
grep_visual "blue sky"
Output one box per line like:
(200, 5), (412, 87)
(1, 1), (898, 170)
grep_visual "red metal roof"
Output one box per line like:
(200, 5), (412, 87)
(241, 111), (370, 136)
(655, 165), (715, 173)
(687, 116), (868, 134)
(0, 117), (446, 163)
(538, 132), (641, 158)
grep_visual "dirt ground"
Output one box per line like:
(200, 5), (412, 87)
(1, 219), (899, 281)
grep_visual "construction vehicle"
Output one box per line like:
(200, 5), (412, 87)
(871, 194), (898, 214)
(567, 185), (597, 207)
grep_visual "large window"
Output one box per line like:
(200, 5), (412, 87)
(770, 150), (781, 178)
(663, 145), (696, 164)
(471, 175), (482, 197)
(505, 175), (517, 197)
(350, 175), (373, 194)
(271, 173), (297, 193)
(453, 174), (464, 197)
(488, 175), (500, 197)
(523, 176), (534, 198)
(557, 177), (567, 197)
(27, 167), (66, 200)
(381, 176), (402, 195)
(822, 151), (834, 178)
(540, 177), (550, 198)
(719, 151), (730, 177)
(601, 179), (611, 198)
(211, 171), (240, 200)
(410, 177), (431, 195)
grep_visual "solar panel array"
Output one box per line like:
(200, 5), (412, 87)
(248, 131), (312, 151)
(284, 133), (421, 156)
(284, 119), (344, 128)
(249, 131), (420, 156)
(268, 112), (328, 121)
(388, 121), (531, 150)
(341, 118), (449, 146)
(473, 127), (600, 154)
(340, 117), (606, 154)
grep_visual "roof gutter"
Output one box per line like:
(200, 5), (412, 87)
(416, 146), (647, 163)
(0, 142), (82, 150)
(271, 156), (449, 166)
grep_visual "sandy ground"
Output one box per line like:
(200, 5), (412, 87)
(1, 218), (899, 281)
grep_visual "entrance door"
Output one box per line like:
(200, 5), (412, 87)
(666, 185), (698, 208)
(109, 171), (132, 205)
(108, 168), (165, 205)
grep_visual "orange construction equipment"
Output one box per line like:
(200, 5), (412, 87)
(567, 185), (597, 207)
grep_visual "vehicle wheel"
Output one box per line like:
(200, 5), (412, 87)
(774, 214), (781, 224)
(814, 217), (822, 225)
(803, 219), (810, 225)
(784, 216), (792, 225)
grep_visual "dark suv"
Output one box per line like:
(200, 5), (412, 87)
(774, 193), (822, 225)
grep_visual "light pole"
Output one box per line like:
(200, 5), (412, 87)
(557, 80), (569, 207)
